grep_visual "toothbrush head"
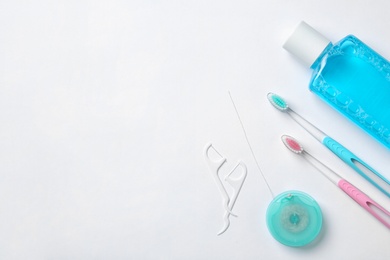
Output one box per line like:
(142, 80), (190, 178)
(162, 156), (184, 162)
(281, 135), (304, 154)
(267, 92), (289, 112)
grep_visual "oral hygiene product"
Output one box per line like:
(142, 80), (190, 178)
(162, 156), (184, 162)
(229, 92), (322, 247)
(283, 21), (390, 149)
(204, 144), (247, 235)
(282, 135), (390, 229)
(267, 92), (390, 198)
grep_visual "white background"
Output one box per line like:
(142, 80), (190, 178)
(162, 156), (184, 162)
(1, 0), (390, 259)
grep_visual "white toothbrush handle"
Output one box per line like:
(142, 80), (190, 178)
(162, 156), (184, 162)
(288, 109), (327, 141)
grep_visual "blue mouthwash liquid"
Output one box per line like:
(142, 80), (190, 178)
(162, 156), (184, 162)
(284, 22), (390, 149)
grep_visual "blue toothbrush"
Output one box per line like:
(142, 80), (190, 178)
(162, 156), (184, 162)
(267, 92), (390, 198)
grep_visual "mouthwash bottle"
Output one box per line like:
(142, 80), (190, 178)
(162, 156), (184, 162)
(283, 21), (390, 149)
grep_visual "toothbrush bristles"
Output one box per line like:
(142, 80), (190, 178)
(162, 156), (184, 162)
(281, 135), (304, 154)
(267, 92), (289, 111)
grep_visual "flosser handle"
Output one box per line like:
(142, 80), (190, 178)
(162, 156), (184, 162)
(323, 136), (390, 198)
(338, 179), (390, 229)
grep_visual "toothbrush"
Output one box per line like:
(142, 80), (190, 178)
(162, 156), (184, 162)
(281, 134), (390, 229)
(267, 92), (390, 198)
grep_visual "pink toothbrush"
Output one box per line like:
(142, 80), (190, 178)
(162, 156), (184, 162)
(281, 134), (390, 229)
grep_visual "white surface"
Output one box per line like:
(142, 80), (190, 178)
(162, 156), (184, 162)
(1, 0), (390, 259)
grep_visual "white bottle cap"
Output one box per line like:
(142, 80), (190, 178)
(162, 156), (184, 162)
(283, 21), (331, 67)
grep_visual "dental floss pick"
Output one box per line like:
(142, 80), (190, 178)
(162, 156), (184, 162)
(204, 144), (247, 235)
(205, 144), (239, 217)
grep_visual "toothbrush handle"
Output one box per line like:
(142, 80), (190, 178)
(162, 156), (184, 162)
(338, 179), (390, 229)
(323, 137), (390, 197)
